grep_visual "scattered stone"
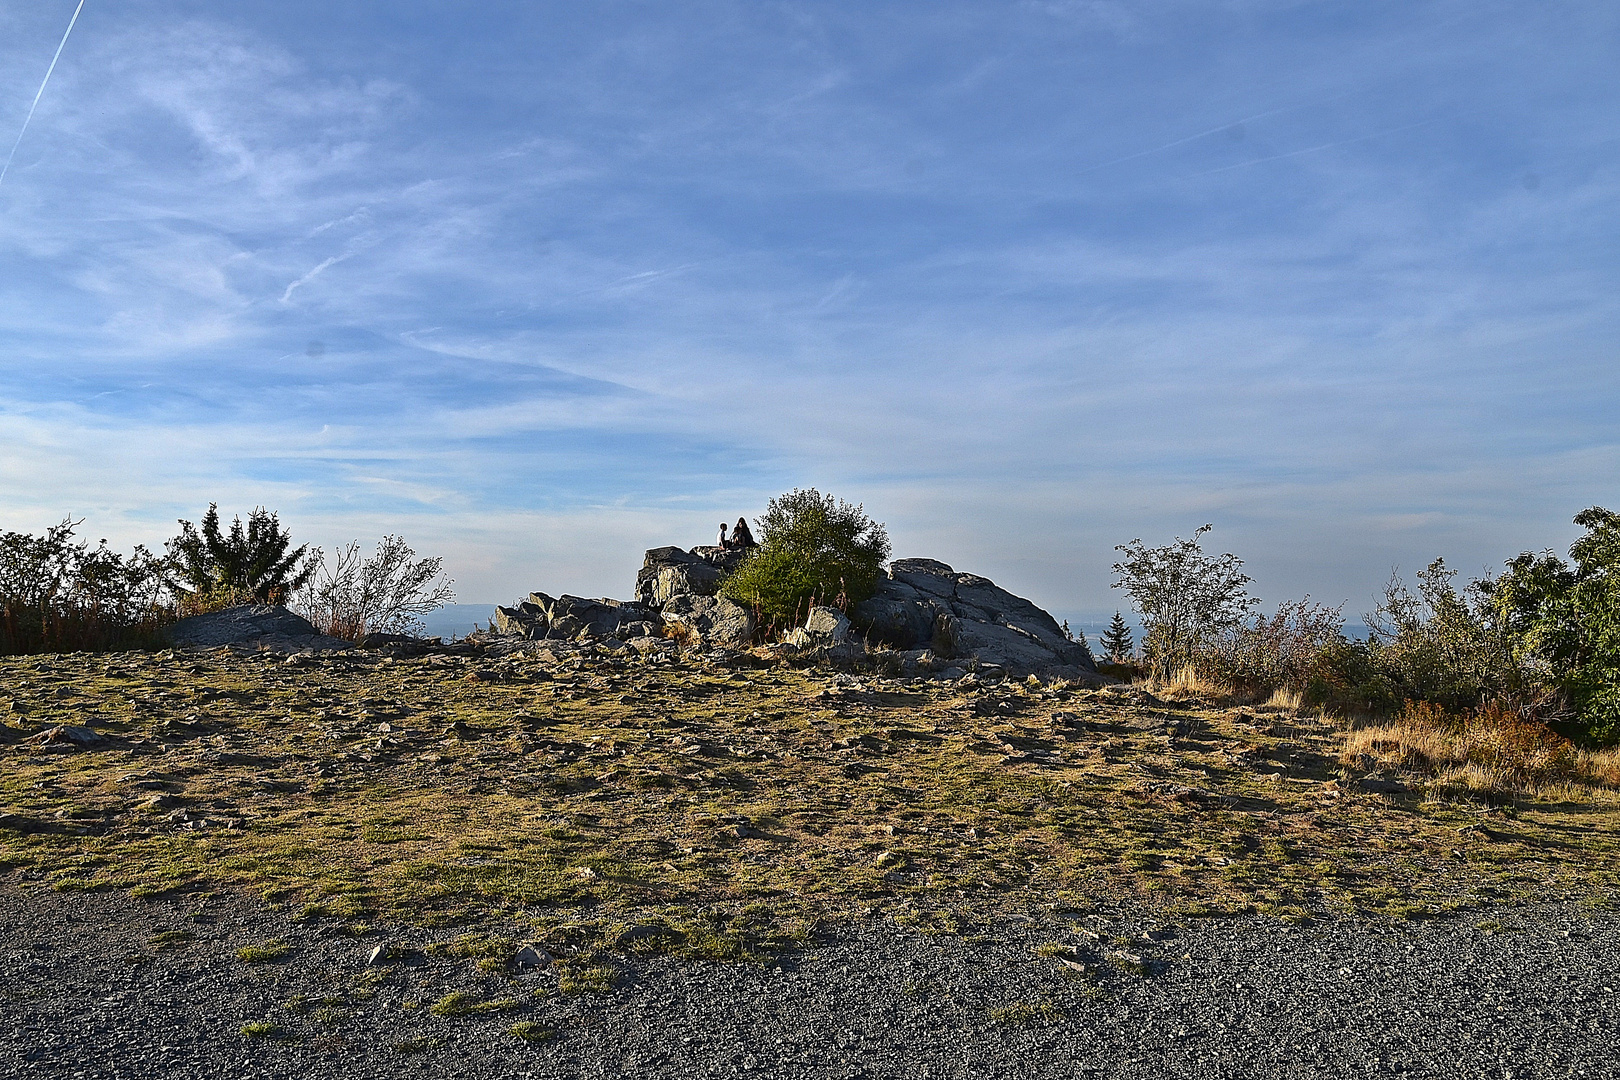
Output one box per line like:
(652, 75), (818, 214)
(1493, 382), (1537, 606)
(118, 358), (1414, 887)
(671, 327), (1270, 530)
(366, 944), (389, 966)
(27, 725), (102, 748)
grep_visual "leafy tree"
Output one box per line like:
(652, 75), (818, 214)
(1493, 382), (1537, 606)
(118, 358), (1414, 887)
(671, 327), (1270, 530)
(720, 488), (890, 630)
(1100, 611), (1135, 662)
(166, 504), (316, 606)
(1483, 507), (1620, 742)
(295, 535), (456, 640)
(1111, 525), (1259, 677)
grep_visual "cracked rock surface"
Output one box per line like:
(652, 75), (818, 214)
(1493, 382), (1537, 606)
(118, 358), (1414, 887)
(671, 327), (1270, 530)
(3, 886), (1615, 1079)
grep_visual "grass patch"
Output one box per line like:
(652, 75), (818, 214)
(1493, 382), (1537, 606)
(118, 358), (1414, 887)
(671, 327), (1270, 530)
(428, 991), (518, 1017)
(509, 1020), (556, 1043)
(239, 1021), (282, 1039)
(236, 939), (291, 963)
(989, 1000), (1061, 1027)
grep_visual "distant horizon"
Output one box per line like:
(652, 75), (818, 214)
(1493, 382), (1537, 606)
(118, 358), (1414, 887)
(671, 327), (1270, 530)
(3, 1), (1614, 620)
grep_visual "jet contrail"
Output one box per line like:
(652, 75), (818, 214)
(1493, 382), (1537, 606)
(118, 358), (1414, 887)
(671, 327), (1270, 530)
(0, 0), (87, 189)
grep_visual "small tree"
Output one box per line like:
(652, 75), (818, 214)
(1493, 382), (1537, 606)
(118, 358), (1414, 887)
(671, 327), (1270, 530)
(1111, 525), (1259, 677)
(295, 535), (455, 640)
(166, 504), (317, 606)
(720, 488), (890, 631)
(1100, 611), (1135, 662)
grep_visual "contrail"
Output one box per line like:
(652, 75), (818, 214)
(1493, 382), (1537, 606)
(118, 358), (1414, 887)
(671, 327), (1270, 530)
(0, 0), (87, 189)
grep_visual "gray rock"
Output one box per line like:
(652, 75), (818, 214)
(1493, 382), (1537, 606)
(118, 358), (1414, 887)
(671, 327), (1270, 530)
(27, 725), (102, 747)
(365, 944), (388, 966)
(804, 606), (851, 644)
(854, 561), (1096, 677)
(513, 945), (552, 970)
(163, 605), (353, 653)
(661, 594), (756, 649)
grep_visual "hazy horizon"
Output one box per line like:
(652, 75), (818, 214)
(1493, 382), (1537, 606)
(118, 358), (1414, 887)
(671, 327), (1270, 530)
(3, 1), (1615, 621)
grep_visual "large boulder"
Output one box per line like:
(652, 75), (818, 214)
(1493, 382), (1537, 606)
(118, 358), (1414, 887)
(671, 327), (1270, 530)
(660, 594), (756, 649)
(163, 605), (352, 653)
(634, 545), (749, 607)
(855, 559), (1094, 677)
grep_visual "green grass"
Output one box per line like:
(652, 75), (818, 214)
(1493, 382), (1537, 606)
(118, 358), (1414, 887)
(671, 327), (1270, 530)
(239, 1021), (281, 1039)
(428, 991), (518, 1018)
(989, 1000), (1061, 1027)
(236, 939), (291, 963)
(509, 1021), (556, 1043)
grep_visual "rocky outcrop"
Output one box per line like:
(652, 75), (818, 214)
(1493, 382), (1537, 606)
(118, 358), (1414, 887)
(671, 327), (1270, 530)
(854, 559), (1094, 677)
(163, 605), (353, 653)
(494, 546), (1091, 676)
(492, 593), (663, 642)
(634, 546), (749, 607)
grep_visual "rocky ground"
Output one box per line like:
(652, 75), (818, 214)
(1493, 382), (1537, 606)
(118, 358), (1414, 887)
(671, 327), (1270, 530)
(3, 885), (1616, 1079)
(4, 642), (1620, 1076)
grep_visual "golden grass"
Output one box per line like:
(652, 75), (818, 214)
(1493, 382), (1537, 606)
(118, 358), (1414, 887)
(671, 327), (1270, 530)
(1342, 701), (1620, 798)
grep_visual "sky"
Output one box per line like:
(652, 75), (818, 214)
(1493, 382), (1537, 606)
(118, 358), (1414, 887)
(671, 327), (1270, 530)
(1, 0), (1616, 626)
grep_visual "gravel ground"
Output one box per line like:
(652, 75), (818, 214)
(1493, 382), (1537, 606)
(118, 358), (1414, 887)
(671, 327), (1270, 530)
(3, 886), (1615, 1079)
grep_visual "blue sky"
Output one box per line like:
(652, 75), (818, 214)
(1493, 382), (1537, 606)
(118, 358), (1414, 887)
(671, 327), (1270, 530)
(1, 1), (1616, 623)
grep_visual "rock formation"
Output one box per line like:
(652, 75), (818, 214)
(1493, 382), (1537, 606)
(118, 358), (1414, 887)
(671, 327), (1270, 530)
(492, 547), (1095, 677)
(854, 559), (1096, 678)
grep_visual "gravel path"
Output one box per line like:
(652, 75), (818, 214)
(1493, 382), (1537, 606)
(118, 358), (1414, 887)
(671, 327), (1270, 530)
(3, 887), (1615, 1079)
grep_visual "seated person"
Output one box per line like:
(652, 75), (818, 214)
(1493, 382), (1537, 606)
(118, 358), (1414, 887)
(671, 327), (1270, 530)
(731, 517), (757, 548)
(717, 522), (730, 548)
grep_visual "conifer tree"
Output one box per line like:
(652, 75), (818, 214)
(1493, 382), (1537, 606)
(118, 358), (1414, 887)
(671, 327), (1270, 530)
(1100, 610), (1135, 662)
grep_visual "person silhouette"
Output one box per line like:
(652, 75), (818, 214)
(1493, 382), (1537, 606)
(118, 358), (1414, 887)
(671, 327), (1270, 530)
(731, 517), (756, 548)
(717, 522), (729, 548)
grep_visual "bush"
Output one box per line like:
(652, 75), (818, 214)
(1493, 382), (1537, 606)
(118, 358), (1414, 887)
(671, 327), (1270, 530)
(295, 535), (455, 640)
(1483, 507), (1620, 744)
(1364, 559), (1516, 712)
(1111, 525), (1259, 678)
(0, 518), (170, 655)
(1192, 598), (1347, 697)
(166, 504), (317, 607)
(720, 489), (890, 632)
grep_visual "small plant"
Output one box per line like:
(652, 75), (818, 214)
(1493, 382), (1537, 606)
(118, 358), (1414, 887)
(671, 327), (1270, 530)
(239, 1020), (281, 1039)
(236, 939), (291, 963)
(509, 1021), (555, 1043)
(393, 1036), (447, 1054)
(988, 1000), (1061, 1027)
(428, 991), (517, 1017)
(147, 930), (193, 951)
(555, 958), (617, 995)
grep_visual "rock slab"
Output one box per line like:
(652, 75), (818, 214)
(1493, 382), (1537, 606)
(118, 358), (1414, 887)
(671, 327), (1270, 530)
(163, 605), (353, 653)
(855, 558), (1095, 677)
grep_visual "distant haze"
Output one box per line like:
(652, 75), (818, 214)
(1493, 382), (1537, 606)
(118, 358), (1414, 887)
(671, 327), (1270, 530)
(1, 2), (1614, 619)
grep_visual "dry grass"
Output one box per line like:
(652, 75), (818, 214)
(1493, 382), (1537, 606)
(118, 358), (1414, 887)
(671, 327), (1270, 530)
(1342, 701), (1620, 798)
(4, 646), (1620, 943)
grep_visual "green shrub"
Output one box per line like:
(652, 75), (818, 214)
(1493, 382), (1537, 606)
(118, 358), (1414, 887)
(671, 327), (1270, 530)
(1485, 507), (1620, 743)
(1112, 525), (1259, 678)
(720, 489), (890, 631)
